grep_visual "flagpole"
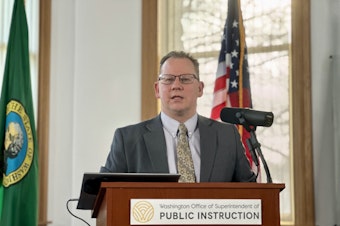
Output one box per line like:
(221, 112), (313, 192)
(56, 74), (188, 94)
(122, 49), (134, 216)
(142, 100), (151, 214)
(238, 0), (245, 109)
(237, 0), (246, 138)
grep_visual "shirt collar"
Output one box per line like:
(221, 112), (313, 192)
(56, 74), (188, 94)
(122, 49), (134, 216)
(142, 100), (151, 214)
(160, 112), (198, 138)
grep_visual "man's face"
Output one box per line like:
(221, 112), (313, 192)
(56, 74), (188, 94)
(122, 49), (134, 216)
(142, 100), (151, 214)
(154, 57), (204, 120)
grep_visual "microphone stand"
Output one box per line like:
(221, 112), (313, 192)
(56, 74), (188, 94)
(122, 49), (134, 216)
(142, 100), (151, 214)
(236, 113), (273, 183)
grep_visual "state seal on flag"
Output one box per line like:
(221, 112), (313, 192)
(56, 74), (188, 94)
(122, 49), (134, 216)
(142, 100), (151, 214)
(2, 100), (34, 187)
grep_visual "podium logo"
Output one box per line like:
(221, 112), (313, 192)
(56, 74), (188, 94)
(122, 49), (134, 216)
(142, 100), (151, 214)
(132, 201), (154, 223)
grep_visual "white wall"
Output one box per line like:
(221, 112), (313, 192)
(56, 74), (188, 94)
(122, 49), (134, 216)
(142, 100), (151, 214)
(48, 0), (340, 226)
(311, 0), (340, 225)
(49, 0), (141, 225)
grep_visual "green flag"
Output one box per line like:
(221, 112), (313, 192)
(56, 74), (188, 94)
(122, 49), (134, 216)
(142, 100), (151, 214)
(0, 0), (39, 225)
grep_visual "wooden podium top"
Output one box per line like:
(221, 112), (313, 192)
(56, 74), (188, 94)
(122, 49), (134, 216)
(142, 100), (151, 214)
(100, 181), (285, 190)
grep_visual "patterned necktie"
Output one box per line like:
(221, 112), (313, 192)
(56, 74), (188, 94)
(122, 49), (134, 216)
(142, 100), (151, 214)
(176, 123), (196, 182)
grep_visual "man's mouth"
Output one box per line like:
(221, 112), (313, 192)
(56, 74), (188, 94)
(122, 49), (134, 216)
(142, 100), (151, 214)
(171, 95), (183, 100)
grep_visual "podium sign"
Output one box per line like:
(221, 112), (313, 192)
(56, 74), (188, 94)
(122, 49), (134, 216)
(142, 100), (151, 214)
(130, 199), (262, 225)
(88, 182), (284, 226)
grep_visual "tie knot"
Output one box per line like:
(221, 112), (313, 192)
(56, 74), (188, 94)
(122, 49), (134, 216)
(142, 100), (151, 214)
(178, 123), (188, 136)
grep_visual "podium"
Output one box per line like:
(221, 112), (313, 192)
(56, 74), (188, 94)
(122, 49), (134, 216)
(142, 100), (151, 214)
(83, 182), (285, 226)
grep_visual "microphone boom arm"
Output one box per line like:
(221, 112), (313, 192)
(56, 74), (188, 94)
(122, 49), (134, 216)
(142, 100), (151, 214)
(236, 113), (273, 183)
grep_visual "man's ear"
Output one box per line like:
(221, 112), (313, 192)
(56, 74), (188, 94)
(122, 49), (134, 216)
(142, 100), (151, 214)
(198, 81), (204, 97)
(154, 82), (160, 98)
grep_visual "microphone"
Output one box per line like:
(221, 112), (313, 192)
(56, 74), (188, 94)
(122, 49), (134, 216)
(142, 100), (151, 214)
(220, 107), (274, 127)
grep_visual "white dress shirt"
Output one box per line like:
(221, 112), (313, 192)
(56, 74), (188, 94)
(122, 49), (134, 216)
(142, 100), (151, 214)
(160, 112), (201, 182)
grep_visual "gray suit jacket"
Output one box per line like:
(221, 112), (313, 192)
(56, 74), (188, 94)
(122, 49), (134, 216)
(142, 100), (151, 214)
(100, 115), (256, 182)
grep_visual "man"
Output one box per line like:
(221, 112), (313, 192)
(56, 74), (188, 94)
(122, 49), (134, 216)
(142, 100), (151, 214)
(100, 51), (256, 182)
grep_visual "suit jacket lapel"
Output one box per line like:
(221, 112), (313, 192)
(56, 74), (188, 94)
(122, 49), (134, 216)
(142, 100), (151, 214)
(143, 116), (169, 173)
(198, 116), (217, 182)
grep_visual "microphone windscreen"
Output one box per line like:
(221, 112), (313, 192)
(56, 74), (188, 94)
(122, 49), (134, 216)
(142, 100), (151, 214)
(245, 110), (274, 127)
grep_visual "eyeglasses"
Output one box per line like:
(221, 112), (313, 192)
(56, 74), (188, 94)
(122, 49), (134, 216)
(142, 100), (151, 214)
(158, 74), (198, 85)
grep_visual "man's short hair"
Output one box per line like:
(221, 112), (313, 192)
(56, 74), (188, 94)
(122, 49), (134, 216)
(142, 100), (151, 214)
(159, 51), (200, 79)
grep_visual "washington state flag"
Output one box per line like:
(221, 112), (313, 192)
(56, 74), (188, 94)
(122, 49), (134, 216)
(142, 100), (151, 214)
(0, 0), (39, 225)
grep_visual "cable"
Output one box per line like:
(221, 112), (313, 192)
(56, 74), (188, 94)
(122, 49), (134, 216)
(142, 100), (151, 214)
(66, 198), (91, 226)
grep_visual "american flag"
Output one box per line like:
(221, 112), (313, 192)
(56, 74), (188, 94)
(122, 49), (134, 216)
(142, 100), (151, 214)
(211, 0), (254, 168)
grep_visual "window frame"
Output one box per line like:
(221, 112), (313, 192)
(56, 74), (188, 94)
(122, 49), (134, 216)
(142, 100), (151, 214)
(141, 0), (315, 225)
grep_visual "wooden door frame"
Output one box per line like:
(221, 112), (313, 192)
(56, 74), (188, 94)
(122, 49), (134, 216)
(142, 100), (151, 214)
(38, 0), (51, 225)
